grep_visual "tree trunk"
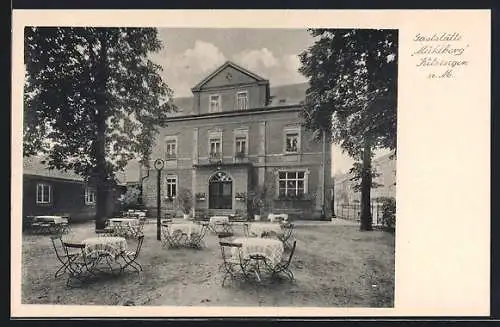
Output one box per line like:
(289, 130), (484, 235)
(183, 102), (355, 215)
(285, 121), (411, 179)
(94, 34), (109, 231)
(360, 138), (373, 231)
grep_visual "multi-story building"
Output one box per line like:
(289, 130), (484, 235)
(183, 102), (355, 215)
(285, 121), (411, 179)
(141, 61), (332, 220)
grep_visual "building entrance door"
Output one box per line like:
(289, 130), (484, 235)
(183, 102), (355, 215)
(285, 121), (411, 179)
(209, 171), (233, 209)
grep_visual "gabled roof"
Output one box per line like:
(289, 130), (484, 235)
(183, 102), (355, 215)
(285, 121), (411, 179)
(191, 61), (269, 92)
(23, 155), (128, 185)
(23, 156), (83, 181)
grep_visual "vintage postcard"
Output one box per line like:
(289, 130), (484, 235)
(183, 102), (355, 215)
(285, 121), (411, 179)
(11, 10), (491, 318)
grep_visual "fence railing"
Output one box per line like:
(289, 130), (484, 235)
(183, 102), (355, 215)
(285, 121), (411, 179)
(335, 202), (384, 226)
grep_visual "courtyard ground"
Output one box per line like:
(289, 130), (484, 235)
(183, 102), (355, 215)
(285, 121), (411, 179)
(21, 219), (395, 307)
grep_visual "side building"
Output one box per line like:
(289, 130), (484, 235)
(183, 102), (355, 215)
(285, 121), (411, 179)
(23, 156), (126, 222)
(141, 61), (332, 220)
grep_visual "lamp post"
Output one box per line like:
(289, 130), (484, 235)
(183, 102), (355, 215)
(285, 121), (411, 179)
(154, 158), (165, 241)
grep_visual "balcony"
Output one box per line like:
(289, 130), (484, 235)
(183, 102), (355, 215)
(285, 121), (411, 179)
(234, 151), (249, 163)
(194, 151), (253, 169)
(208, 151), (223, 164)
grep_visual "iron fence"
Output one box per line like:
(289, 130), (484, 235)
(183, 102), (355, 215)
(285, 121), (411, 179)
(335, 202), (384, 226)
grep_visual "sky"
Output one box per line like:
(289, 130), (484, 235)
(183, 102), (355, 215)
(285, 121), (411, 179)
(150, 28), (390, 175)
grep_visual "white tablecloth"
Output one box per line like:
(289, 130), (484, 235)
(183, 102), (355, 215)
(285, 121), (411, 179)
(108, 218), (139, 227)
(34, 215), (68, 224)
(231, 237), (284, 268)
(248, 223), (283, 238)
(268, 213), (288, 223)
(209, 216), (229, 224)
(82, 236), (128, 258)
(167, 223), (203, 240)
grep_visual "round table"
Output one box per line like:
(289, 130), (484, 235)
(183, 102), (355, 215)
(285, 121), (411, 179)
(34, 215), (68, 224)
(108, 218), (139, 227)
(209, 216), (229, 224)
(167, 223), (203, 240)
(82, 236), (128, 259)
(232, 237), (284, 268)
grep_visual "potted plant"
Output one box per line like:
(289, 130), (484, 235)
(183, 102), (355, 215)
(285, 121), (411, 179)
(195, 192), (206, 201)
(247, 188), (265, 221)
(235, 192), (246, 201)
(176, 188), (193, 219)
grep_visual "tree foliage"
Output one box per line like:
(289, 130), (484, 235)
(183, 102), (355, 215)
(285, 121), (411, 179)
(348, 161), (383, 193)
(299, 29), (397, 230)
(24, 27), (175, 228)
(24, 27), (175, 175)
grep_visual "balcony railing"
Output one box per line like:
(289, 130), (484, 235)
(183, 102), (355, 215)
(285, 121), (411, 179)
(208, 152), (223, 163)
(234, 151), (247, 160)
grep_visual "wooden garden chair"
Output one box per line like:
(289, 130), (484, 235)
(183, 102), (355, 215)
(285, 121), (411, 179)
(218, 241), (250, 287)
(270, 240), (297, 281)
(61, 241), (100, 287)
(50, 235), (80, 279)
(279, 222), (296, 250)
(120, 234), (145, 273)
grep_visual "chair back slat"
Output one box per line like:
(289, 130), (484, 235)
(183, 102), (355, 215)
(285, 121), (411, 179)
(283, 241), (297, 268)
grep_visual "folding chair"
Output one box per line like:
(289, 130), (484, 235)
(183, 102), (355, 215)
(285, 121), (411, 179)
(120, 234), (145, 273)
(50, 235), (80, 278)
(187, 224), (208, 249)
(279, 222), (296, 250)
(130, 219), (145, 238)
(218, 241), (249, 287)
(270, 240), (297, 281)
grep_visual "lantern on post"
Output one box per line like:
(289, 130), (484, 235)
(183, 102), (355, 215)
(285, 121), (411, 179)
(154, 159), (165, 241)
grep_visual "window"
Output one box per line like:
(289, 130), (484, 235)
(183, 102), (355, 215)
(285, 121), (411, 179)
(85, 187), (96, 205)
(166, 175), (177, 198)
(165, 138), (177, 160)
(285, 132), (299, 153)
(235, 136), (247, 155)
(278, 171), (306, 196)
(209, 94), (221, 113)
(236, 91), (248, 110)
(36, 183), (51, 204)
(209, 137), (222, 156)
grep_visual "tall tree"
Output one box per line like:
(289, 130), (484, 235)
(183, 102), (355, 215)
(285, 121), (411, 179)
(24, 27), (175, 230)
(299, 29), (397, 231)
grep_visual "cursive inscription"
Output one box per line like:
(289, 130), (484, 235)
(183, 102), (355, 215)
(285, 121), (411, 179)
(412, 33), (469, 79)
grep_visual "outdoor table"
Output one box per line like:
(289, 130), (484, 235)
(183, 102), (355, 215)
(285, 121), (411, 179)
(32, 215), (69, 234)
(209, 216), (232, 234)
(108, 218), (139, 227)
(82, 236), (128, 260)
(231, 237), (284, 281)
(246, 223), (284, 238)
(34, 215), (68, 224)
(268, 213), (288, 223)
(209, 216), (229, 224)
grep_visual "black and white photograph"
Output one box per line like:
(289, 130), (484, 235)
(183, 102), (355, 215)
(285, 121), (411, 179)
(20, 26), (397, 308)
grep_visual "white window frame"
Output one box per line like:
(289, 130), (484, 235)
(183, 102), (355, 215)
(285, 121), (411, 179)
(236, 90), (248, 110)
(85, 187), (96, 205)
(283, 126), (301, 154)
(233, 128), (249, 156)
(36, 183), (52, 204)
(209, 94), (221, 113)
(276, 170), (309, 197)
(165, 135), (178, 160)
(208, 130), (223, 157)
(165, 175), (178, 199)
